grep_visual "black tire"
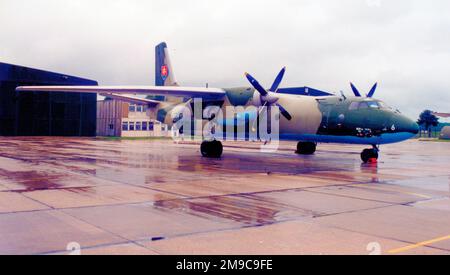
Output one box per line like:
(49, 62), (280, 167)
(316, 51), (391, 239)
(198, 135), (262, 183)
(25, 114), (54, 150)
(211, 140), (223, 158)
(200, 140), (223, 158)
(296, 142), (317, 155)
(361, 148), (378, 163)
(200, 141), (211, 157)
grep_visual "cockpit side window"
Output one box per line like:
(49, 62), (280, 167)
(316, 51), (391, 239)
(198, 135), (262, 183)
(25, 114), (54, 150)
(377, 101), (388, 109)
(358, 102), (368, 109)
(367, 101), (379, 108)
(348, 102), (359, 110)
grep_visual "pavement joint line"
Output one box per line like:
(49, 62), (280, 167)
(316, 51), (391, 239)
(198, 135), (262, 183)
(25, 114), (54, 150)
(63, 208), (450, 256)
(35, 213), (320, 255)
(59, 208), (160, 255)
(344, 184), (435, 199)
(3, 193), (406, 254)
(0, 179), (410, 216)
(313, 220), (450, 255)
(303, 187), (432, 205)
(0, 183), (119, 194)
(1, 156), (193, 199)
(349, 181), (449, 199)
(388, 235), (450, 254)
(17, 191), (55, 210)
(38, 240), (141, 255)
(313, 204), (450, 254)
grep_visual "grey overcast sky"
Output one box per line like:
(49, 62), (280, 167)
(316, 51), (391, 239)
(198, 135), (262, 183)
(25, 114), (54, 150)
(1, 0), (450, 120)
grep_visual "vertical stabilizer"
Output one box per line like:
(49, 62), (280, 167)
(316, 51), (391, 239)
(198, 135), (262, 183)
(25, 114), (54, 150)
(155, 42), (178, 87)
(153, 42), (182, 103)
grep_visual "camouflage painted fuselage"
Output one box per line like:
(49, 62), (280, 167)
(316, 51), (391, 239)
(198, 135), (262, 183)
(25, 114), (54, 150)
(157, 87), (419, 145)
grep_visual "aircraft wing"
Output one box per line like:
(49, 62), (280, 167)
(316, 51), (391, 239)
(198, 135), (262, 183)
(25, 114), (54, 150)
(433, 112), (450, 118)
(16, 85), (227, 100)
(100, 93), (162, 106)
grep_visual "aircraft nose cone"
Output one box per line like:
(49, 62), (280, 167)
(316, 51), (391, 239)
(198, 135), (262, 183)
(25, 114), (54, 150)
(410, 121), (420, 135)
(392, 114), (419, 135)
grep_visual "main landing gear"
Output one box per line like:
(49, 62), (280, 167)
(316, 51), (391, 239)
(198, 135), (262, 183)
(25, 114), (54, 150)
(200, 140), (223, 158)
(296, 142), (317, 155)
(361, 145), (379, 163)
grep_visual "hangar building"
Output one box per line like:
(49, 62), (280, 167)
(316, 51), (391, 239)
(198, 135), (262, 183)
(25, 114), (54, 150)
(0, 62), (97, 136)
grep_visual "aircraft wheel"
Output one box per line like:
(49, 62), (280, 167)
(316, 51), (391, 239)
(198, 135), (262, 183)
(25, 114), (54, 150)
(361, 148), (379, 163)
(201, 140), (223, 158)
(296, 142), (317, 155)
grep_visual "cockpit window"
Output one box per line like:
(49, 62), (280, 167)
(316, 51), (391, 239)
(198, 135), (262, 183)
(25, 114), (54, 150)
(358, 102), (368, 109)
(367, 101), (379, 108)
(349, 102), (359, 110)
(348, 101), (389, 110)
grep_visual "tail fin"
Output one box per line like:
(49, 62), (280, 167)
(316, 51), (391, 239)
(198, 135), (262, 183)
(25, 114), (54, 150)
(155, 42), (178, 87)
(153, 42), (183, 103)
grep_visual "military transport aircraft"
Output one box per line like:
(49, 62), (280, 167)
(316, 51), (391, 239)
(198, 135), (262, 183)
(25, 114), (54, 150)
(16, 42), (419, 163)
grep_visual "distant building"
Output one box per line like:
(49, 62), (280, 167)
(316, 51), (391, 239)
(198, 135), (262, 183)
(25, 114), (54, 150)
(0, 62), (97, 136)
(96, 99), (168, 137)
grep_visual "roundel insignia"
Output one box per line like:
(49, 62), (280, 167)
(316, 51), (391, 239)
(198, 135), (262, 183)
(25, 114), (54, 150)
(161, 65), (169, 81)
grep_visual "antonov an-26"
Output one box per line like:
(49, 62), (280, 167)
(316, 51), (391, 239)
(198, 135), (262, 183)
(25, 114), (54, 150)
(17, 42), (419, 163)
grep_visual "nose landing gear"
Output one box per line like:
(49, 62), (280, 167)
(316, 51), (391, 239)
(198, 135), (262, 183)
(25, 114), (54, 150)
(200, 140), (223, 158)
(361, 145), (379, 163)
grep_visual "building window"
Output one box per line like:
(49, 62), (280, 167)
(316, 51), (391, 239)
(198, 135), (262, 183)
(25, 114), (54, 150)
(136, 121), (141, 131)
(122, 122), (128, 131)
(142, 121), (148, 131)
(149, 121), (154, 131)
(136, 105), (143, 112)
(109, 124), (114, 130)
(143, 105), (148, 112)
(129, 122), (135, 131)
(129, 104), (136, 112)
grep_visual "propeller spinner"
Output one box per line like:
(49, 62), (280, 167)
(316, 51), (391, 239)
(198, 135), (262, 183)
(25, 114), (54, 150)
(245, 67), (292, 122)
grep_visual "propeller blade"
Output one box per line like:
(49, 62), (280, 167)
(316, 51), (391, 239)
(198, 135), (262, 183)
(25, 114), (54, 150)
(350, 82), (362, 97)
(245, 72), (268, 96)
(276, 103), (292, 121)
(251, 102), (268, 132)
(367, 82), (378, 98)
(269, 67), (286, 92)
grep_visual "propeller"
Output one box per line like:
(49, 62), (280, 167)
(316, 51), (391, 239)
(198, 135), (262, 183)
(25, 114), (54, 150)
(367, 82), (378, 98)
(350, 82), (378, 98)
(245, 68), (292, 132)
(350, 82), (362, 97)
